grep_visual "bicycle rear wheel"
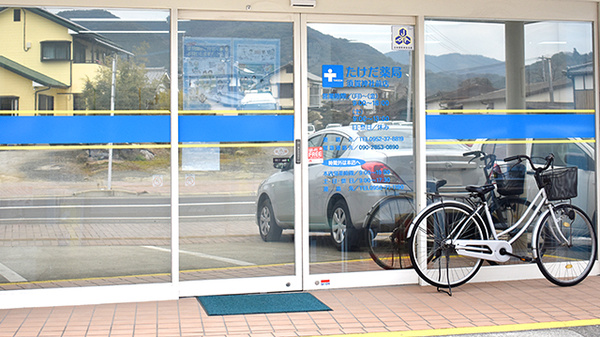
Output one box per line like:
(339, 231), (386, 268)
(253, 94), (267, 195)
(365, 195), (414, 269)
(535, 204), (597, 286)
(409, 201), (486, 288)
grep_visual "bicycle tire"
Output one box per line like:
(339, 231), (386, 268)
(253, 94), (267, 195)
(365, 195), (414, 269)
(535, 204), (597, 286)
(409, 200), (487, 288)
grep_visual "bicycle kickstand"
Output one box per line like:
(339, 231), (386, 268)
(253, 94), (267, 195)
(437, 286), (452, 296)
(437, 250), (452, 296)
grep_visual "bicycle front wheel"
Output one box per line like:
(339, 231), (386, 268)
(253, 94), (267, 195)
(409, 201), (487, 288)
(535, 204), (597, 286)
(366, 195), (414, 269)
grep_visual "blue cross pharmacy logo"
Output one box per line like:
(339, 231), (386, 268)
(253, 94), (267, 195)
(322, 65), (344, 88)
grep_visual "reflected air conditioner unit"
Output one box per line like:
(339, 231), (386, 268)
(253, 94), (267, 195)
(291, 0), (316, 7)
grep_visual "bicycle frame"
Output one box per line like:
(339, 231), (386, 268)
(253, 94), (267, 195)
(451, 186), (572, 263)
(485, 186), (547, 243)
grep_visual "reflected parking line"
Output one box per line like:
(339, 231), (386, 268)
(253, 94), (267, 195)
(142, 246), (255, 266)
(0, 261), (26, 283)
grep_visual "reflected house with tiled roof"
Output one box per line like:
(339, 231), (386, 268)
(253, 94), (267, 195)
(427, 61), (595, 112)
(426, 77), (578, 112)
(566, 62), (594, 109)
(0, 7), (131, 112)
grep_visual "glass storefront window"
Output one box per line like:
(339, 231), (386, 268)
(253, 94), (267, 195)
(0, 4), (596, 304)
(0, 7), (170, 289)
(425, 19), (596, 263)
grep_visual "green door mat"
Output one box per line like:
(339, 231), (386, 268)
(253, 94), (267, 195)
(197, 292), (332, 316)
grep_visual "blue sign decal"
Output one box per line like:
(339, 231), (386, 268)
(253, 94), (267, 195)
(392, 26), (414, 51)
(426, 114), (595, 140)
(322, 65), (344, 88)
(323, 158), (365, 167)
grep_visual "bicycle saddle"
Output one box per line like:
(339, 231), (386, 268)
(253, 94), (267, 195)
(465, 184), (495, 195)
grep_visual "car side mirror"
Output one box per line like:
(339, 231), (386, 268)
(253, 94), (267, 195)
(273, 157), (293, 171)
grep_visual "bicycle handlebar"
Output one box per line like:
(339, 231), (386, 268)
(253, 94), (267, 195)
(504, 153), (554, 172)
(463, 150), (485, 158)
(463, 150), (497, 171)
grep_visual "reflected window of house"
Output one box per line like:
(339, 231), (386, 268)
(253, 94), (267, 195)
(41, 41), (71, 61)
(0, 96), (18, 110)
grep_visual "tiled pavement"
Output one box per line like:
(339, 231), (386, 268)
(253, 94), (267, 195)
(0, 276), (599, 337)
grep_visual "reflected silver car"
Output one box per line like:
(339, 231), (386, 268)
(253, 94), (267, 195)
(256, 123), (479, 250)
(480, 139), (596, 223)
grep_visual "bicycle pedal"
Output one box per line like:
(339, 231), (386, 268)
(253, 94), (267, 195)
(500, 249), (532, 262)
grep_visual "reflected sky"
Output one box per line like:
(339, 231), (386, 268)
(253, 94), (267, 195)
(310, 21), (592, 63)
(42, 7), (593, 64)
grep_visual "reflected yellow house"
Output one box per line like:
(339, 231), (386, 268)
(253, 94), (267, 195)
(0, 7), (131, 113)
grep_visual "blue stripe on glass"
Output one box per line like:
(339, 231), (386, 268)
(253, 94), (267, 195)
(0, 115), (170, 144)
(426, 114), (595, 140)
(179, 115), (293, 142)
(0, 115), (293, 145)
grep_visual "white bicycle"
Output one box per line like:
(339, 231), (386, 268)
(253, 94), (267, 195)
(408, 154), (597, 293)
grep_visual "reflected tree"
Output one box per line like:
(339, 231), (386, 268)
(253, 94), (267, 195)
(81, 43), (164, 110)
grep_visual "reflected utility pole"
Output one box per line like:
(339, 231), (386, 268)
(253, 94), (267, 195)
(542, 56), (555, 102)
(108, 56), (117, 190)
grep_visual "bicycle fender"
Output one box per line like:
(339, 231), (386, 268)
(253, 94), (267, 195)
(406, 199), (488, 240)
(530, 208), (551, 260)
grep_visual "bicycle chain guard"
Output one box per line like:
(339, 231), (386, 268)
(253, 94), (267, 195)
(454, 239), (512, 263)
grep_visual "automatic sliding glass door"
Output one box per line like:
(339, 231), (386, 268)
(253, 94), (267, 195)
(304, 16), (420, 289)
(177, 13), (301, 295)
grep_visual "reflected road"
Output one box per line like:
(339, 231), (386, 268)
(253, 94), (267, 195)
(0, 194), (255, 222)
(0, 194), (377, 284)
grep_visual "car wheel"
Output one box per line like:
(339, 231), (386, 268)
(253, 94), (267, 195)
(258, 198), (282, 241)
(329, 199), (359, 251)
